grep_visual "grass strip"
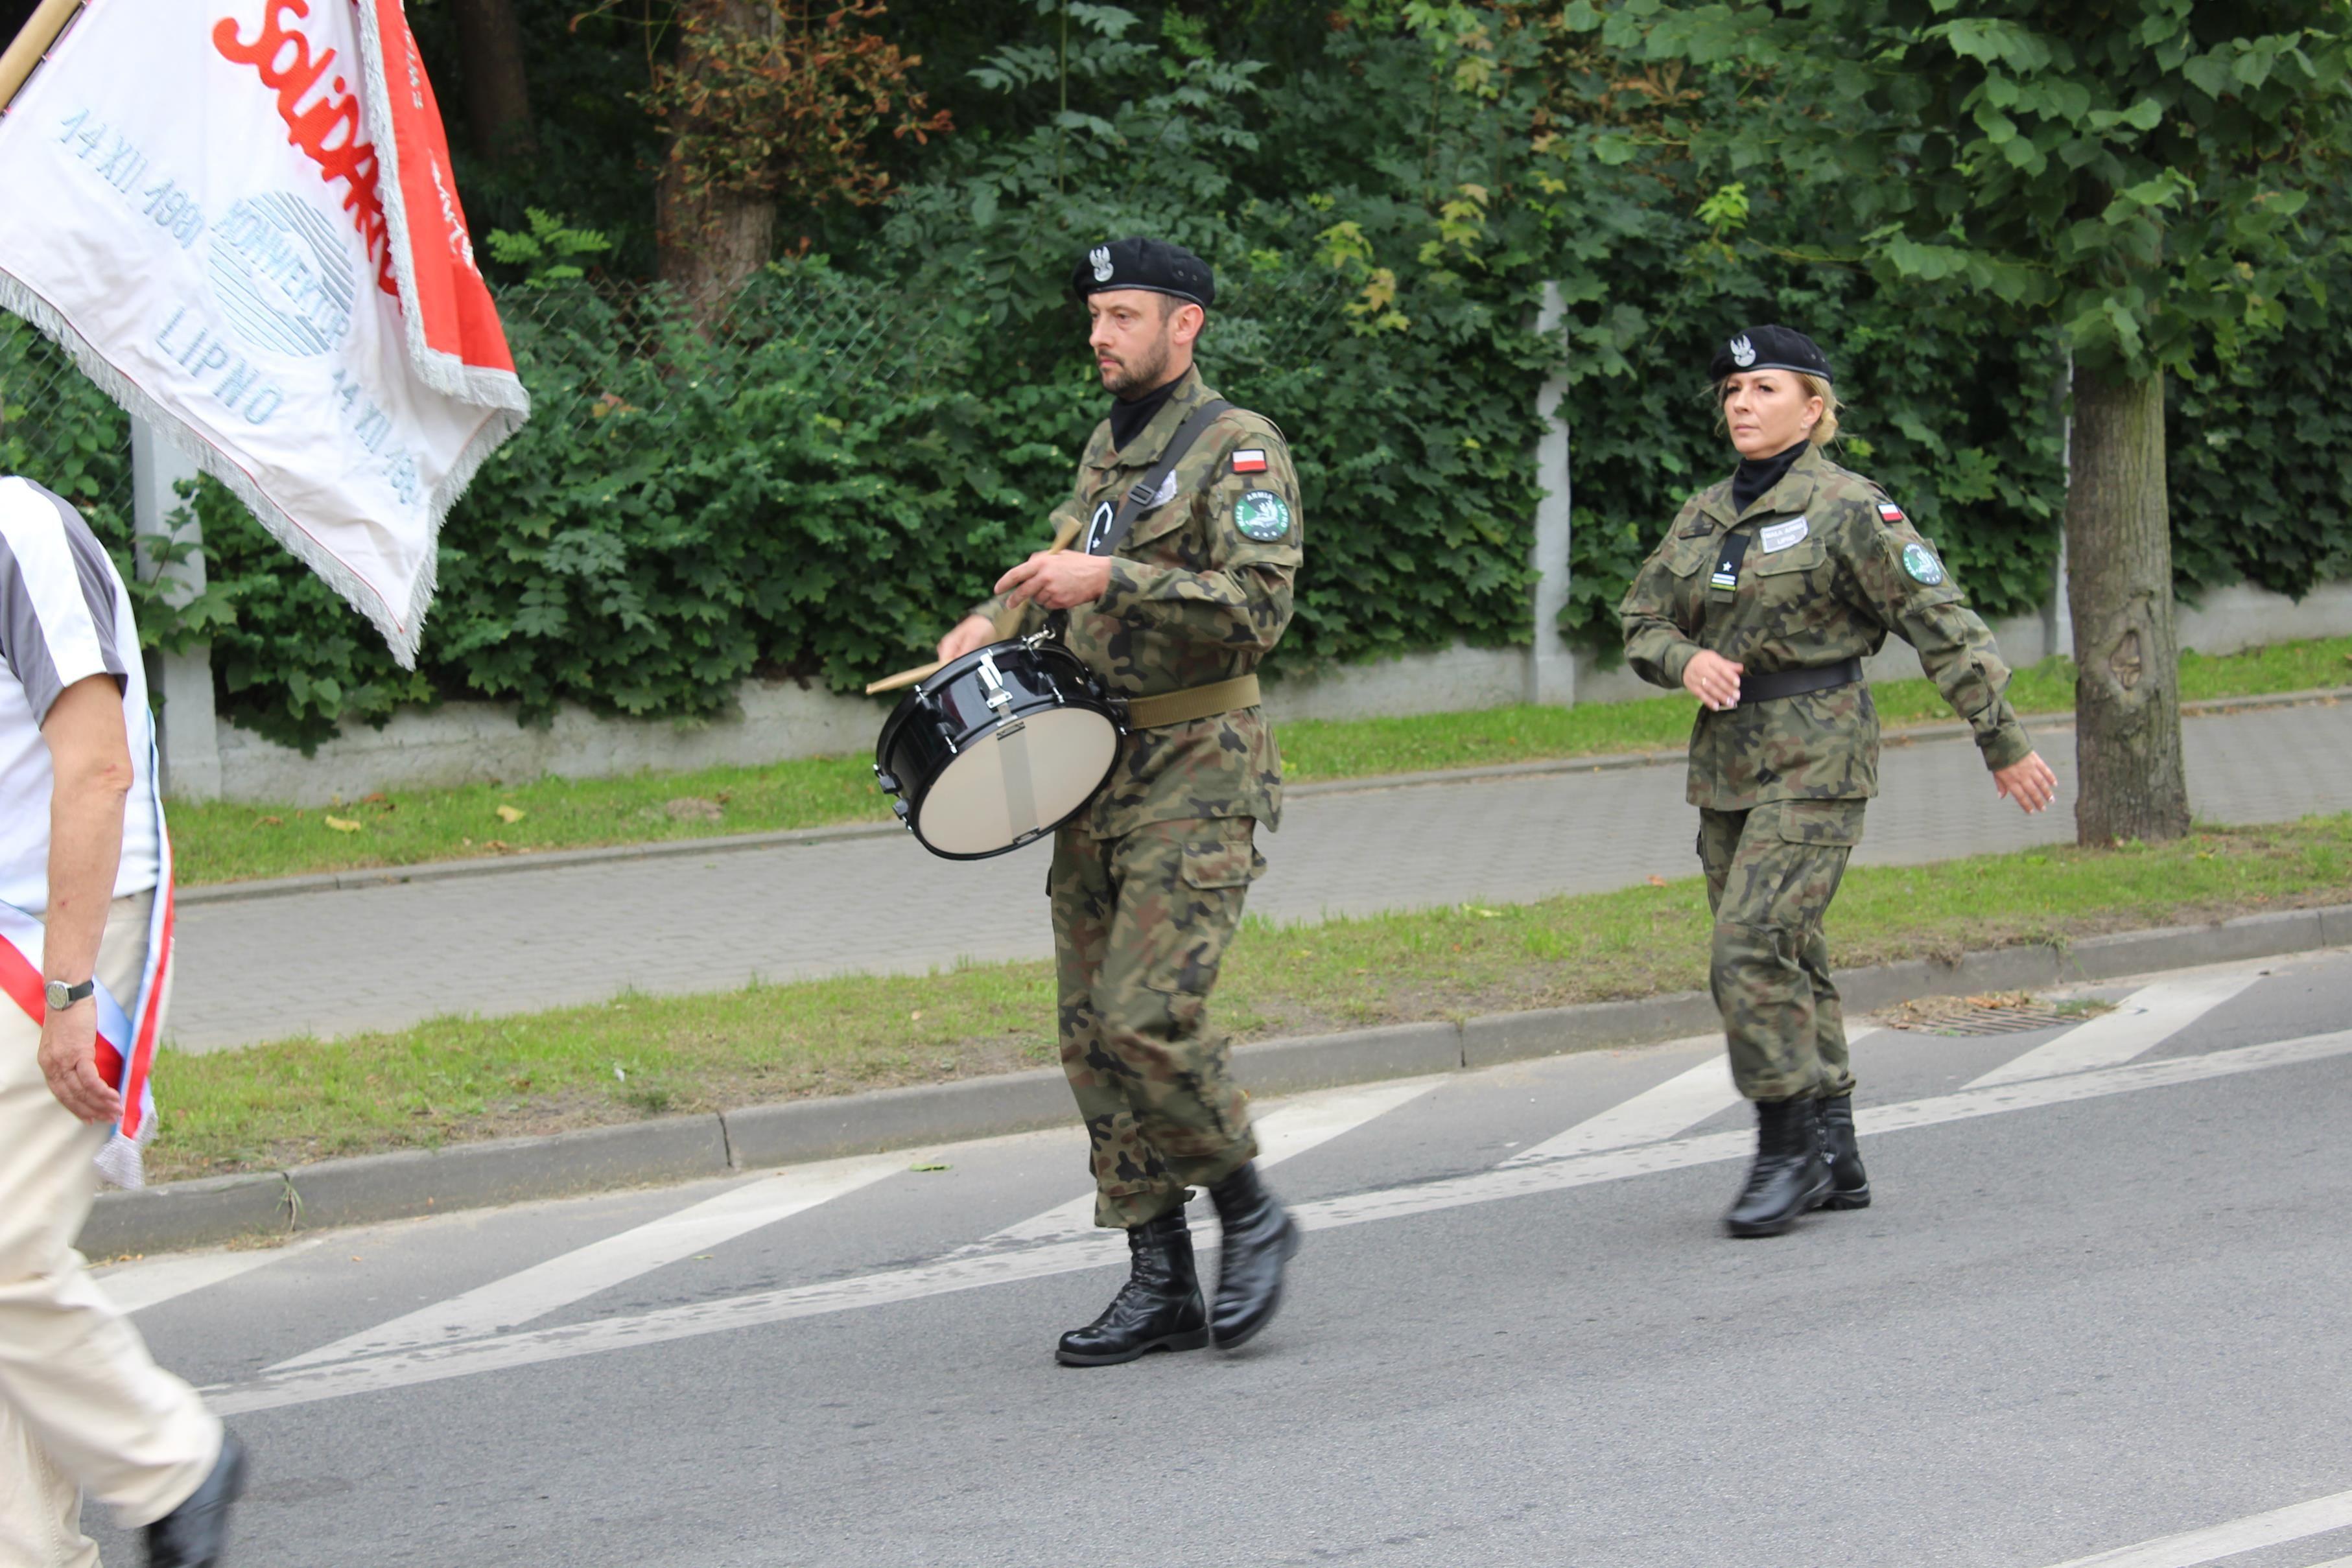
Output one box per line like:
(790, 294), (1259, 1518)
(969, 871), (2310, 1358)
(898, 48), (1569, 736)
(169, 633), (2352, 886)
(149, 813), (2352, 1182)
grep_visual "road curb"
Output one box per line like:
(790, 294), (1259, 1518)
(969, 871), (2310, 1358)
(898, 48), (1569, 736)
(174, 686), (2352, 907)
(82, 899), (2352, 1257)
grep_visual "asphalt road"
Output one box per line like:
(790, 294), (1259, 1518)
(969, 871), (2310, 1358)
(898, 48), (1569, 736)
(83, 948), (2352, 1567)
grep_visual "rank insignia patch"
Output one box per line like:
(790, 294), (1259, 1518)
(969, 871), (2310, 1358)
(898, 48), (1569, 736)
(1232, 449), (1268, 474)
(1877, 501), (1907, 524)
(1901, 541), (1946, 585)
(1234, 489), (1291, 541)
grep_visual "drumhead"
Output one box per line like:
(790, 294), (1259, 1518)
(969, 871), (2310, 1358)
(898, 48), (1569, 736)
(914, 705), (1119, 857)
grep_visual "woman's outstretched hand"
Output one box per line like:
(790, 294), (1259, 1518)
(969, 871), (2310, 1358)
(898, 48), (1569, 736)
(1682, 649), (1744, 712)
(1993, 752), (2059, 815)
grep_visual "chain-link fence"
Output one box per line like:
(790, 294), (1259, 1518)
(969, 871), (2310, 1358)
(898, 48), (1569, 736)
(0, 316), (134, 535)
(3, 259), (1352, 513)
(4, 257), (1387, 752)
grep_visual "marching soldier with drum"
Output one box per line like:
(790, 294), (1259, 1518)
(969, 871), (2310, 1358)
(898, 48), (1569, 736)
(930, 237), (1304, 1365)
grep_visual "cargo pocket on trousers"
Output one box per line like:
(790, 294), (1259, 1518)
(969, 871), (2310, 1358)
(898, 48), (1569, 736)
(1772, 799), (1865, 847)
(1140, 829), (1262, 1049)
(1179, 832), (1265, 891)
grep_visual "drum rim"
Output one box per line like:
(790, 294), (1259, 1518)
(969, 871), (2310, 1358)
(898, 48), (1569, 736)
(902, 702), (1122, 860)
(875, 638), (1122, 861)
(873, 637), (1099, 759)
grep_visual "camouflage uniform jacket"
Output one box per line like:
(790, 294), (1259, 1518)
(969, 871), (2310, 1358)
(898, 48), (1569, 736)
(971, 364), (1301, 838)
(1617, 441), (2033, 810)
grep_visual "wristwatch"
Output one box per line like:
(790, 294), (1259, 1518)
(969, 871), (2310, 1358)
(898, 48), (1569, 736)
(45, 977), (94, 1012)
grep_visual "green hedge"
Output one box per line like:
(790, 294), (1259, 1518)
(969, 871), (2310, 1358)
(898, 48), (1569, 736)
(3, 8), (2346, 753)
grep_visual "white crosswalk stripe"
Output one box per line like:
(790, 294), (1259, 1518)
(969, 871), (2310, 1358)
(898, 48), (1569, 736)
(269, 1151), (906, 1371)
(964, 1075), (1450, 1251)
(92, 1239), (319, 1315)
(1498, 1027), (1877, 1165)
(1500, 1038), (1732, 1165)
(198, 1024), (2352, 1416)
(1966, 966), (2266, 1089)
(2036, 1485), (2352, 1567)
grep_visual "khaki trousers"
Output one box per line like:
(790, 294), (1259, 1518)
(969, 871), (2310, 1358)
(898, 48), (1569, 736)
(0, 893), (218, 1567)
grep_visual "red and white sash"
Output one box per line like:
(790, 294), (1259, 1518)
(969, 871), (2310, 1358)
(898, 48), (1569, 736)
(0, 740), (174, 1189)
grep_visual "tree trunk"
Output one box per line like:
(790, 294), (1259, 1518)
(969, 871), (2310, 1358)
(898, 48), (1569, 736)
(657, 179), (776, 325)
(2067, 364), (2191, 845)
(655, 0), (777, 325)
(448, 0), (536, 164)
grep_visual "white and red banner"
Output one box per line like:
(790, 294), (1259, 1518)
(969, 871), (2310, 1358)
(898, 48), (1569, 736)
(0, 0), (529, 664)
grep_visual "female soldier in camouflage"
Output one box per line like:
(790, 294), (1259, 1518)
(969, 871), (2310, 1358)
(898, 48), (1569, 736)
(1617, 325), (2060, 1237)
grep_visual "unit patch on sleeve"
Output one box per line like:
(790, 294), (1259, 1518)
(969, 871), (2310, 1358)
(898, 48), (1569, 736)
(1231, 449), (1269, 474)
(1234, 489), (1292, 541)
(1877, 500), (1907, 524)
(1901, 541), (1946, 585)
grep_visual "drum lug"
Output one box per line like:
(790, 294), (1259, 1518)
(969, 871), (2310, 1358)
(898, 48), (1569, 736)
(873, 765), (899, 795)
(978, 652), (1015, 716)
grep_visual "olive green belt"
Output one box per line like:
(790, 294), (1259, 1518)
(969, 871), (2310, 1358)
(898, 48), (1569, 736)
(1124, 674), (1262, 729)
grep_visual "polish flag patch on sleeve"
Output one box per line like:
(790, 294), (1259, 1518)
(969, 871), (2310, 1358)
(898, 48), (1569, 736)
(1877, 500), (1907, 524)
(1232, 449), (1269, 474)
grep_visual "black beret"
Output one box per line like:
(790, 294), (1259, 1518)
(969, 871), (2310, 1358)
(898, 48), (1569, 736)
(1070, 237), (1215, 309)
(1708, 324), (1833, 383)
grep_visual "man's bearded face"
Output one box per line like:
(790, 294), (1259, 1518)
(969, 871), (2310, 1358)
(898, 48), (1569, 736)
(1087, 291), (1178, 397)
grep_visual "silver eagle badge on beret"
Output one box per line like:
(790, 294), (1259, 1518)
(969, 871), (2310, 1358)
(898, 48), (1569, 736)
(1089, 246), (1113, 283)
(1730, 334), (1756, 368)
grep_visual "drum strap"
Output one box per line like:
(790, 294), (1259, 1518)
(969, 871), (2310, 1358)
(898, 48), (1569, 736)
(1125, 673), (1262, 729)
(1087, 399), (1234, 557)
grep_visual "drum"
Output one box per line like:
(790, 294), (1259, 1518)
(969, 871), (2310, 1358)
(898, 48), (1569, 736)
(874, 637), (1123, 860)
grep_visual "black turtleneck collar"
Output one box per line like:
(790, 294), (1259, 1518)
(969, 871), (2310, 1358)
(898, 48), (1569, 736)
(1107, 369), (1184, 453)
(1732, 438), (1811, 516)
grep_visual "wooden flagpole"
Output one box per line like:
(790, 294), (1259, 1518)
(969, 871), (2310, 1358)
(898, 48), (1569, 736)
(0, 0), (83, 114)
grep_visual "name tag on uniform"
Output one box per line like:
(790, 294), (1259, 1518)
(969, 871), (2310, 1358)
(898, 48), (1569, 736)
(1758, 515), (1809, 553)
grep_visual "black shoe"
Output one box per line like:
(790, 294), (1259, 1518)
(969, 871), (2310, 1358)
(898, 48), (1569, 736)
(1206, 1163), (1299, 1350)
(145, 1430), (245, 1568)
(1816, 1093), (1872, 1210)
(1055, 1208), (1208, 1366)
(1724, 1097), (1831, 1238)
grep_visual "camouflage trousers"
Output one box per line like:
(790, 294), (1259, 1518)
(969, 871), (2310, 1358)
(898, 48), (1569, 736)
(1049, 817), (1264, 1229)
(1697, 799), (1866, 1103)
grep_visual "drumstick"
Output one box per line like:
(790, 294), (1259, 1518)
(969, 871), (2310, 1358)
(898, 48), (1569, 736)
(864, 515), (1088, 695)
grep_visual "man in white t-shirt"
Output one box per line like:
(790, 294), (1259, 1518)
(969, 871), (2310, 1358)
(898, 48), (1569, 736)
(0, 477), (242, 1566)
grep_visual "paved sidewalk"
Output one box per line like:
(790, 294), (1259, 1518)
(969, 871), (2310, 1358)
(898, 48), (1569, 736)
(169, 702), (2352, 1051)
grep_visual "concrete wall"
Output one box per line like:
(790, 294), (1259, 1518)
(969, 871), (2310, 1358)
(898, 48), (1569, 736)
(209, 580), (2352, 804)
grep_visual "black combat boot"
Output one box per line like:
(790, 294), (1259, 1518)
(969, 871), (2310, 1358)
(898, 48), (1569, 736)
(1055, 1208), (1208, 1366)
(1206, 1162), (1299, 1350)
(1816, 1093), (1871, 1210)
(1723, 1097), (1831, 1238)
(145, 1429), (246, 1568)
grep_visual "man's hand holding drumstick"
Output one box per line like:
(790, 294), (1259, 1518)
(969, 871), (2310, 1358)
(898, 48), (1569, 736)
(934, 533), (1112, 662)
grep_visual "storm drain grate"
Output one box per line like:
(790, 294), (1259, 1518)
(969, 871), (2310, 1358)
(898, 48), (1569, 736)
(1884, 992), (2108, 1036)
